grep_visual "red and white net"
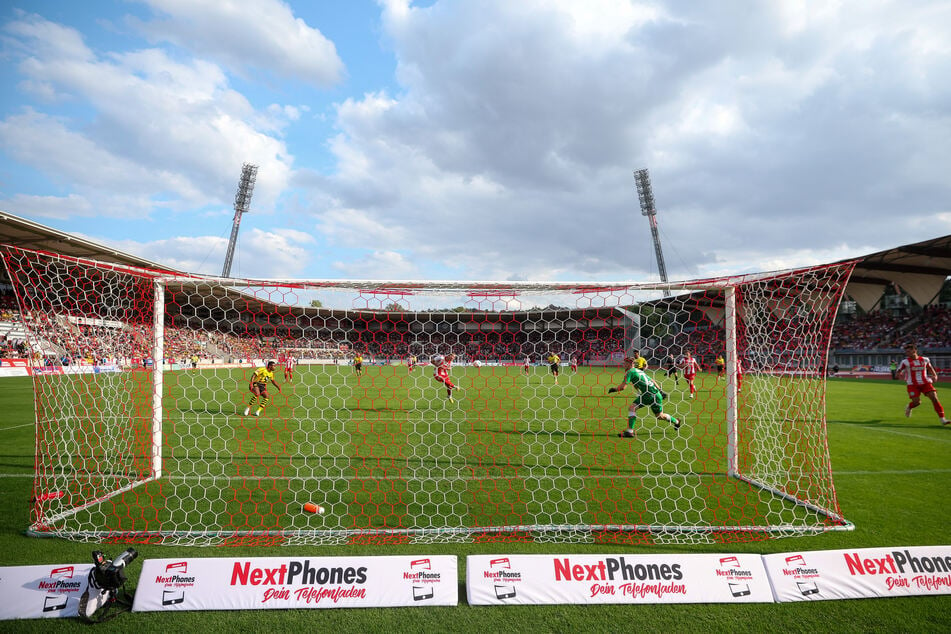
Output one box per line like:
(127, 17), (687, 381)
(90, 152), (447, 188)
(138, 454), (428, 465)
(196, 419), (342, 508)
(1, 245), (855, 545)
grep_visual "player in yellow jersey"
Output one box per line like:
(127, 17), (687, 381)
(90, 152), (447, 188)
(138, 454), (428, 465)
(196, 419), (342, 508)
(353, 354), (364, 375)
(715, 354), (725, 380)
(547, 353), (561, 383)
(632, 350), (648, 371)
(243, 361), (282, 417)
(632, 349), (668, 398)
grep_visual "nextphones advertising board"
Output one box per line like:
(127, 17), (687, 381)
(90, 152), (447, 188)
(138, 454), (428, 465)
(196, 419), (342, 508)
(133, 555), (457, 612)
(764, 545), (951, 601)
(467, 554), (773, 605)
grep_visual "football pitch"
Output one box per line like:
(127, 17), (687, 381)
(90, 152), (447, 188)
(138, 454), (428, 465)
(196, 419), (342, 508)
(32, 365), (840, 541)
(0, 372), (949, 632)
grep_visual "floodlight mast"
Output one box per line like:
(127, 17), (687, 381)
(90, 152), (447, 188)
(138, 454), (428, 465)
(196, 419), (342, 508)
(221, 163), (258, 277)
(633, 168), (670, 297)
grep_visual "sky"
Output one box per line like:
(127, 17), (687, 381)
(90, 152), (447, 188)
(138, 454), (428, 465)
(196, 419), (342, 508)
(1, 0), (950, 289)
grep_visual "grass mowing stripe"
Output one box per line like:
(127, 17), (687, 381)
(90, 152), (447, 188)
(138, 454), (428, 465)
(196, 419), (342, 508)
(7, 468), (951, 480)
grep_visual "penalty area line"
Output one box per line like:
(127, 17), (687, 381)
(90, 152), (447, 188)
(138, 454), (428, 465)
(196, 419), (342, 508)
(0, 422), (35, 432)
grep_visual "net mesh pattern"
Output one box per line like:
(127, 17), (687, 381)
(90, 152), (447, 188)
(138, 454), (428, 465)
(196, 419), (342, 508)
(1, 246), (854, 545)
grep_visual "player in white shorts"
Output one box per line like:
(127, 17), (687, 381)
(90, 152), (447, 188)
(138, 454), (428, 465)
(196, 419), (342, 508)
(897, 343), (948, 425)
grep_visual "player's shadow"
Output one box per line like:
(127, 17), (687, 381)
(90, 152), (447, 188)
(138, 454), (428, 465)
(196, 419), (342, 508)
(179, 406), (233, 415)
(0, 458), (34, 470)
(492, 428), (682, 438)
(830, 419), (947, 430)
(497, 429), (586, 438)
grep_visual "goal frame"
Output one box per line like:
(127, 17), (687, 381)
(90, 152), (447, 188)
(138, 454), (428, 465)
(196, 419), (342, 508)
(5, 246), (855, 544)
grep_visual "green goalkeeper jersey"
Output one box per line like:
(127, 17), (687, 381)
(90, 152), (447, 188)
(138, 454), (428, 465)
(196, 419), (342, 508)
(624, 367), (661, 396)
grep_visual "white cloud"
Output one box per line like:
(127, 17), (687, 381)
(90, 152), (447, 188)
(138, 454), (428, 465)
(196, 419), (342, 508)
(3, 1), (951, 286)
(301, 0), (951, 282)
(332, 250), (419, 280)
(88, 227), (314, 279)
(0, 110), (198, 210)
(234, 227), (315, 279)
(1, 13), (294, 218)
(3, 9), (94, 61)
(318, 206), (410, 249)
(0, 193), (95, 220)
(693, 243), (878, 281)
(132, 0), (344, 86)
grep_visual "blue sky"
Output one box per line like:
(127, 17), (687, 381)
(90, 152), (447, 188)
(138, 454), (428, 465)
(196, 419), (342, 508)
(1, 0), (950, 286)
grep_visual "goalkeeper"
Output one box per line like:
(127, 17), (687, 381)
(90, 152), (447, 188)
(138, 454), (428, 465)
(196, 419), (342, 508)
(609, 356), (679, 437)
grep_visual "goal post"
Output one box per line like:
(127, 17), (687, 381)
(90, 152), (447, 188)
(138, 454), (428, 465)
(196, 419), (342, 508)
(151, 280), (164, 482)
(2, 247), (164, 536)
(1, 244), (856, 545)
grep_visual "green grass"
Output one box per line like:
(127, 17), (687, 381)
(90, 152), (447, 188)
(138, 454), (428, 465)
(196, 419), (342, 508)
(28, 366), (843, 540)
(1, 370), (950, 632)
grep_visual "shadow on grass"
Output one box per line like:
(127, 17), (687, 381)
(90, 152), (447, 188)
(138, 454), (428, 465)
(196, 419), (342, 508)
(154, 454), (726, 478)
(491, 428), (683, 439)
(179, 406), (235, 415)
(828, 418), (947, 431)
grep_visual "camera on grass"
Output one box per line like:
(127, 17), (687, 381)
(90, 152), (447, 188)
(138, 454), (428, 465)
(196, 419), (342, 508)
(79, 548), (138, 622)
(90, 548), (138, 591)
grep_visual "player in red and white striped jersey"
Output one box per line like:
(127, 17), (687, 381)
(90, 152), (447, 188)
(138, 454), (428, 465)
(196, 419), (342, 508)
(283, 354), (295, 382)
(897, 343), (948, 425)
(682, 350), (702, 399)
(433, 353), (459, 403)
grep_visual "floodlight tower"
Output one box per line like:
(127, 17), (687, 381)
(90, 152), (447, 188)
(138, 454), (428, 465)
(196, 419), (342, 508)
(633, 168), (670, 296)
(221, 163), (258, 277)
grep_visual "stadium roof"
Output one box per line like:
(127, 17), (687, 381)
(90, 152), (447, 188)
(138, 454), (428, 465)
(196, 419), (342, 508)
(0, 209), (948, 310)
(846, 234), (951, 310)
(0, 210), (180, 273)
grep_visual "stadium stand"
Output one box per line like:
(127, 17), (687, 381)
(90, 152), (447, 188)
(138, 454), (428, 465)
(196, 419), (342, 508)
(0, 212), (948, 374)
(829, 311), (904, 349)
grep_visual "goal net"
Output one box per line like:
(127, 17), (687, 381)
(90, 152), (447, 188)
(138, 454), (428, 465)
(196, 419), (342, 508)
(2, 245), (855, 546)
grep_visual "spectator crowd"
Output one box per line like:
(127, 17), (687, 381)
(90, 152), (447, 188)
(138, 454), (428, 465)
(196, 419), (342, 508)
(0, 288), (949, 366)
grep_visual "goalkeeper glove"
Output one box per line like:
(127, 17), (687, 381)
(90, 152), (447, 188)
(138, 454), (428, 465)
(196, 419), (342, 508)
(607, 387), (618, 394)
